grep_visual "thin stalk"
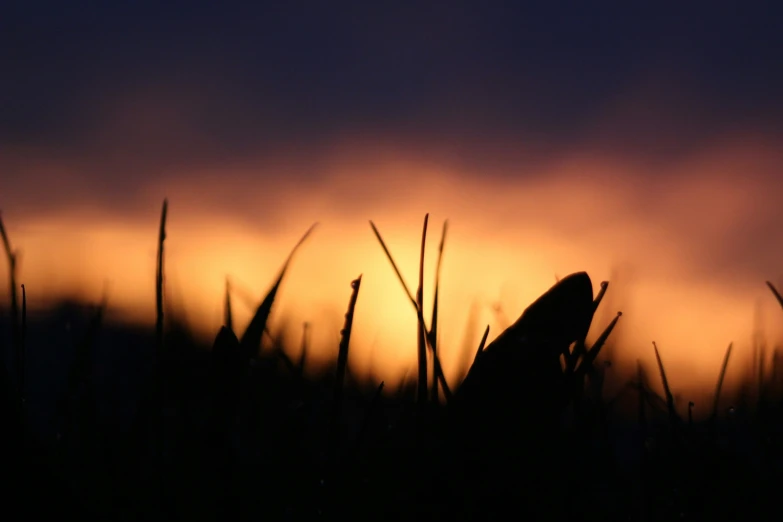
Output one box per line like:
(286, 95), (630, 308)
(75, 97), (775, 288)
(429, 220), (448, 403)
(369, 220), (452, 400)
(474, 325), (490, 365)
(156, 199), (168, 360)
(416, 215), (429, 406)
(652, 342), (679, 425)
(710, 342), (733, 422)
(224, 277), (233, 332)
(329, 275), (362, 462)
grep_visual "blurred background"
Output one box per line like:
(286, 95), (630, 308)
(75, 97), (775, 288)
(2, 1), (783, 400)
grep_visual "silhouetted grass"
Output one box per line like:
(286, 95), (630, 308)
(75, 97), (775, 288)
(2, 204), (783, 521)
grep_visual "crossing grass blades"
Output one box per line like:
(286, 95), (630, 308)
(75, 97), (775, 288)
(1, 203), (783, 521)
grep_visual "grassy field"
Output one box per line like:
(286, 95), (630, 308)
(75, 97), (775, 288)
(1, 202), (782, 521)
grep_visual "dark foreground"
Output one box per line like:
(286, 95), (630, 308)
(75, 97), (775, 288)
(2, 209), (782, 521)
(2, 279), (783, 522)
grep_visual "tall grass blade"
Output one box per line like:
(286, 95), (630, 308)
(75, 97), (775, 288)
(155, 199), (168, 360)
(652, 341), (678, 424)
(329, 275), (362, 462)
(710, 342), (733, 422)
(224, 278), (233, 332)
(369, 219), (452, 401)
(429, 220), (448, 403)
(154, 199), (169, 515)
(416, 215), (429, 406)
(240, 223), (318, 360)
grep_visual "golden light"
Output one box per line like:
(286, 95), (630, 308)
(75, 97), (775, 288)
(2, 133), (783, 406)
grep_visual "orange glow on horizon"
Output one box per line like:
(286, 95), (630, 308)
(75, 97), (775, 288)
(2, 135), (783, 411)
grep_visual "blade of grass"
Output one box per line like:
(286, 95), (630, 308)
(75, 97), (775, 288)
(710, 342), (733, 422)
(154, 199), (168, 514)
(429, 220), (448, 403)
(574, 312), (622, 379)
(416, 215), (429, 406)
(240, 223), (318, 360)
(766, 281), (783, 311)
(369, 221), (417, 306)
(224, 277), (233, 332)
(369, 219), (452, 401)
(329, 275), (362, 463)
(155, 199), (168, 360)
(652, 341), (679, 424)
(593, 281), (609, 312)
(474, 325), (490, 365)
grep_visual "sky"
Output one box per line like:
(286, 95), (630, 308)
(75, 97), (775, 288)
(2, 1), (783, 401)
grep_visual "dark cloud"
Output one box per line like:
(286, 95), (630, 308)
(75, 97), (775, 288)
(3, 1), (782, 163)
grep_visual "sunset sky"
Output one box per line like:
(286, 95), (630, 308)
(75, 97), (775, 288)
(3, 2), (783, 400)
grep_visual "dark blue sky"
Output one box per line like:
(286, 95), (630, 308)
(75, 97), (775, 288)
(2, 1), (782, 175)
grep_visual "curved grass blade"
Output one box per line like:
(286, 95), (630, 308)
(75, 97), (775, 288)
(240, 223), (318, 360)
